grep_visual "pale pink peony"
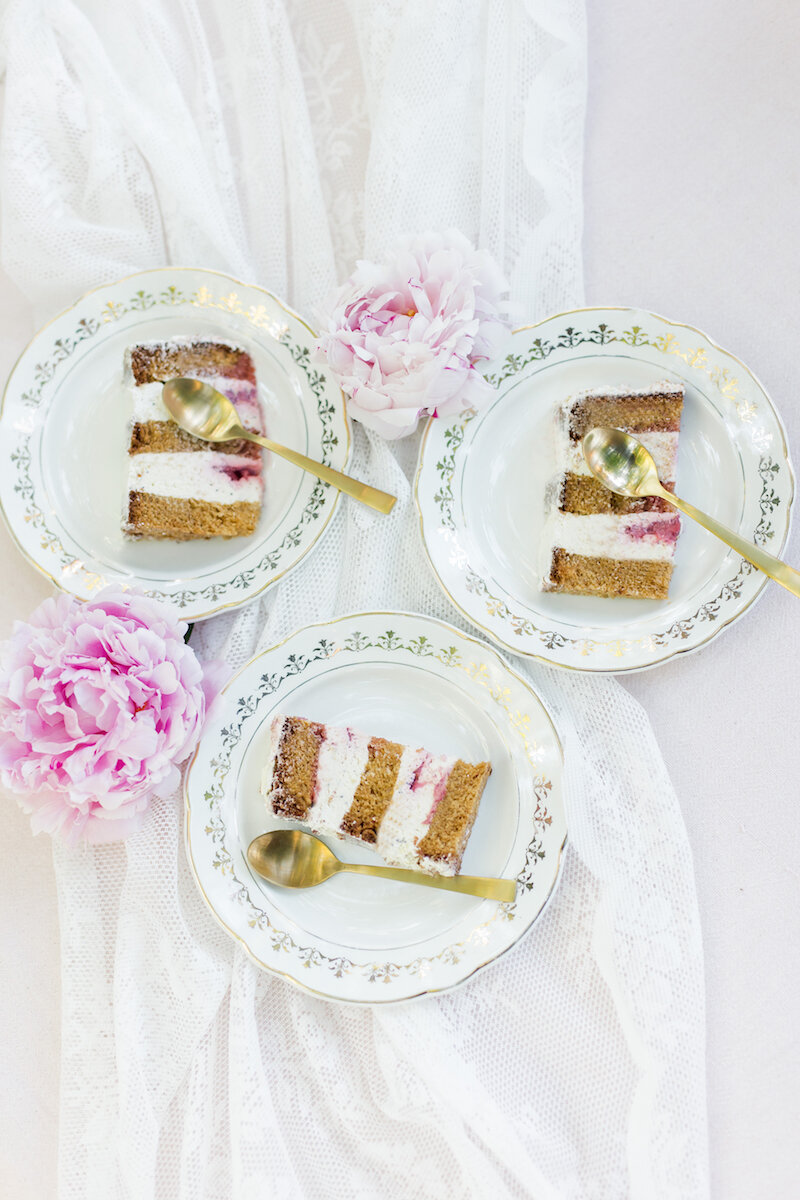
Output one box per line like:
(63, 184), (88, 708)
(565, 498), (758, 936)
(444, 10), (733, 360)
(315, 229), (510, 438)
(0, 588), (228, 845)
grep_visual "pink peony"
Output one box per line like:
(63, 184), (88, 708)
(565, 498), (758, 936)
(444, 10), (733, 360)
(315, 229), (510, 439)
(0, 588), (228, 845)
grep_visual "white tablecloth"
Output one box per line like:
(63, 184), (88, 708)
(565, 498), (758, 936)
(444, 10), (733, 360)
(1, 1), (798, 1196)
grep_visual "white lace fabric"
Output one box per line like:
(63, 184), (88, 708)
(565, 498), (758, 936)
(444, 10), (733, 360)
(0, 2), (708, 1197)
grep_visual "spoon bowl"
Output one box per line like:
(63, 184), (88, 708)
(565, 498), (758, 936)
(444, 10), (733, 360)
(162, 377), (242, 441)
(161, 377), (397, 514)
(248, 829), (340, 889)
(582, 425), (800, 599)
(246, 828), (517, 902)
(582, 426), (661, 498)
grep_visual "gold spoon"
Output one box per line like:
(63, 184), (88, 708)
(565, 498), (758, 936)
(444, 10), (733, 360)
(246, 829), (516, 902)
(583, 426), (800, 598)
(161, 377), (396, 514)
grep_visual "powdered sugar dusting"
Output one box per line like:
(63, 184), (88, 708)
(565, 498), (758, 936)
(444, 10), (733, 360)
(570, 379), (684, 400)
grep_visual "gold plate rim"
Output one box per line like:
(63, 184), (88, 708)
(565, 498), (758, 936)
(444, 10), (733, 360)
(182, 608), (567, 1005)
(0, 265), (352, 621)
(414, 304), (795, 675)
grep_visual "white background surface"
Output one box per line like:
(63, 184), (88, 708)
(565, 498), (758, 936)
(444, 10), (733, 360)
(1, 1), (799, 1195)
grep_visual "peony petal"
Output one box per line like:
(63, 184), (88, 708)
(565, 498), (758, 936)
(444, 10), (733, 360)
(315, 229), (509, 439)
(0, 584), (218, 844)
(347, 402), (423, 439)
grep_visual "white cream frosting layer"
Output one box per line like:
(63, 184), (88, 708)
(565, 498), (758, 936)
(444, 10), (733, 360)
(541, 512), (680, 564)
(131, 377), (260, 426)
(131, 382), (174, 423)
(376, 747), (456, 872)
(127, 451), (262, 504)
(308, 725), (371, 834)
(558, 430), (679, 481)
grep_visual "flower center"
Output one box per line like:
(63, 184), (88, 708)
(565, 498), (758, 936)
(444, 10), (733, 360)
(405, 308), (416, 318)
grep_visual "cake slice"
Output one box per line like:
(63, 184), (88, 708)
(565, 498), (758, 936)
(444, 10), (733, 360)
(540, 381), (684, 599)
(260, 715), (491, 876)
(123, 337), (264, 539)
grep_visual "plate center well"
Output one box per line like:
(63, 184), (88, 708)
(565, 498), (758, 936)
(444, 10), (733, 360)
(41, 314), (309, 580)
(235, 659), (520, 953)
(460, 354), (745, 632)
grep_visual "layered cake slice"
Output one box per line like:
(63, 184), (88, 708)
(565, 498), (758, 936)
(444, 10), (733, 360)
(540, 381), (684, 599)
(260, 715), (492, 876)
(123, 337), (264, 539)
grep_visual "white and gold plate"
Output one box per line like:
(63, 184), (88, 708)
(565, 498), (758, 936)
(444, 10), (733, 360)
(0, 267), (350, 620)
(184, 611), (566, 1004)
(415, 306), (794, 672)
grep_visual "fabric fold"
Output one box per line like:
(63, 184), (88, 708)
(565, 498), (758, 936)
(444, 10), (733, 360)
(1, 1), (708, 1196)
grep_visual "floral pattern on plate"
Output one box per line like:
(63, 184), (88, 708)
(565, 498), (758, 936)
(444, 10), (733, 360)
(184, 611), (566, 1003)
(0, 267), (350, 620)
(415, 307), (794, 672)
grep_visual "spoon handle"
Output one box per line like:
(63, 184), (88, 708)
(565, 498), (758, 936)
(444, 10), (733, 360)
(660, 486), (800, 598)
(242, 431), (396, 514)
(340, 862), (516, 902)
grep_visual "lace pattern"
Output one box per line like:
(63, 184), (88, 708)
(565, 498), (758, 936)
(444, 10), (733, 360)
(1, 0), (708, 1195)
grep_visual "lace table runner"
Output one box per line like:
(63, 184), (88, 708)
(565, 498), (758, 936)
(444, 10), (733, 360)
(1, 1), (708, 1195)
